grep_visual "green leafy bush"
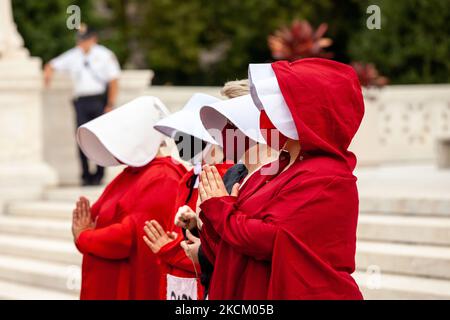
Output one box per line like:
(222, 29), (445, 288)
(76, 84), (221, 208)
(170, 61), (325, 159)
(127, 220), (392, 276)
(12, 0), (448, 85)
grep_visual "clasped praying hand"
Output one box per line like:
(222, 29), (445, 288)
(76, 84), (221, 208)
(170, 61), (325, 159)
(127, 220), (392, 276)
(72, 196), (96, 242)
(198, 165), (239, 204)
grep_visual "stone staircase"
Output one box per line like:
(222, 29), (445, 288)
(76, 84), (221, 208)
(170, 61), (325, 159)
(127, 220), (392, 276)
(354, 192), (450, 299)
(0, 165), (449, 299)
(0, 187), (102, 300)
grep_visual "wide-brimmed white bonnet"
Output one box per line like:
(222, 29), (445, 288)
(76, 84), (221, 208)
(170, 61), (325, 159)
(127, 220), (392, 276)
(200, 94), (266, 144)
(154, 93), (221, 145)
(77, 96), (170, 167)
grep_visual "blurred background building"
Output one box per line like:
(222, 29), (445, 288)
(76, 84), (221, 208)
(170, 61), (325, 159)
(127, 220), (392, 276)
(0, 0), (449, 299)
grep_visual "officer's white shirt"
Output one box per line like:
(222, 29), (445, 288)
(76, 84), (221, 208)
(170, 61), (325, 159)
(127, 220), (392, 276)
(50, 44), (121, 98)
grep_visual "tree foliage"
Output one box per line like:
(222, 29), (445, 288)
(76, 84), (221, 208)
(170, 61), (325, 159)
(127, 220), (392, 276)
(12, 0), (448, 85)
(348, 0), (450, 84)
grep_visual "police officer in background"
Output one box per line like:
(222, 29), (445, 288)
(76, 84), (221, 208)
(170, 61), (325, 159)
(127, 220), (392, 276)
(44, 24), (120, 186)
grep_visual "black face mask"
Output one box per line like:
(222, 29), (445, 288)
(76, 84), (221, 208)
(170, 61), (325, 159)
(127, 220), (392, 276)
(174, 132), (207, 162)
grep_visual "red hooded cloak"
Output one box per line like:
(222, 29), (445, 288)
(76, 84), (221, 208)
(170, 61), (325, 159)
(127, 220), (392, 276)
(199, 58), (365, 299)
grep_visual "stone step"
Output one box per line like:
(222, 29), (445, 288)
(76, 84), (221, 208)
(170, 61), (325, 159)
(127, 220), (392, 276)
(356, 241), (450, 280)
(0, 235), (81, 265)
(0, 279), (77, 300)
(359, 193), (450, 217)
(6, 201), (73, 220)
(0, 255), (80, 294)
(358, 214), (450, 246)
(43, 187), (103, 202)
(354, 271), (450, 300)
(0, 216), (72, 240)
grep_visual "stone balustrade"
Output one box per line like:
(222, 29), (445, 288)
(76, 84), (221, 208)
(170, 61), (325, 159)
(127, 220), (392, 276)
(353, 85), (450, 165)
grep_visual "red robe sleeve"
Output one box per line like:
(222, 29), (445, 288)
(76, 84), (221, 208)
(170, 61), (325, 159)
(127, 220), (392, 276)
(200, 196), (276, 261)
(76, 216), (134, 259)
(157, 231), (198, 273)
(200, 176), (356, 262)
(198, 219), (220, 264)
(200, 175), (362, 299)
(76, 165), (181, 261)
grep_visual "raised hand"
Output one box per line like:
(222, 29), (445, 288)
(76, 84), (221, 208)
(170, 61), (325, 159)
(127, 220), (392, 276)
(174, 205), (198, 230)
(143, 220), (178, 254)
(180, 230), (200, 265)
(71, 196), (96, 242)
(198, 165), (240, 203)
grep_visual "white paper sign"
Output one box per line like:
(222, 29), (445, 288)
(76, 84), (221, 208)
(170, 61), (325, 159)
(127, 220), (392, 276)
(166, 274), (198, 300)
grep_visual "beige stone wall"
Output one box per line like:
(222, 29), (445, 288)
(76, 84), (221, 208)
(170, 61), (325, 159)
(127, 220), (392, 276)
(353, 85), (450, 165)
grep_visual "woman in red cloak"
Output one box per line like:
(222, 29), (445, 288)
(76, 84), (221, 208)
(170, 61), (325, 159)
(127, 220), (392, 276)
(145, 82), (272, 299)
(72, 96), (186, 300)
(143, 92), (225, 300)
(144, 88), (259, 299)
(197, 58), (365, 299)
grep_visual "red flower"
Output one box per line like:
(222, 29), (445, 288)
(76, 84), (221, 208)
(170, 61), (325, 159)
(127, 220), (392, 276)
(268, 19), (333, 61)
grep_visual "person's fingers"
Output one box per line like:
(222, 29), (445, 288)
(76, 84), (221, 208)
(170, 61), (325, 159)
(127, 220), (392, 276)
(143, 225), (157, 242)
(146, 221), (162, 240)
(200, 171), (212, 194)
(81, 202), (89, 223)
(198, 181), (208, 202)
(80, 198), (88, 215)
(72, 209), (78, 224)
(167, 231), (178, 240)
(150, 220), (166, 237)
(77, 201), (85, 222)
(76, 200), (81, 215)
(181, 205), (191, 214)
(175, 219), (186, 228)
(176, 206), (190, 217)
(143, 236), (158, 253)
(180, 209), (195, 220)
(79, 199), (86, 216)
(180, 240), (189, 251)
(174, 207), (186, 226)
(198, 181), (203, 197)
(186, 229), (199, 243)
(211, 166), (225, 190)
(83, 197), (90, 213)
(231, 183), (240, 197)
(82, 197), (90, 208)
(204, 165), (219, 190)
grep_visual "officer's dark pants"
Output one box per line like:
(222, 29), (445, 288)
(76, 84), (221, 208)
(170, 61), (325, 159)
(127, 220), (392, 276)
(73, 94), (105, 185)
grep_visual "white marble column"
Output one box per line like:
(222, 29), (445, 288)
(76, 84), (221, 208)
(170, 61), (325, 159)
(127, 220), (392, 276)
(0, 0), (57, 210)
